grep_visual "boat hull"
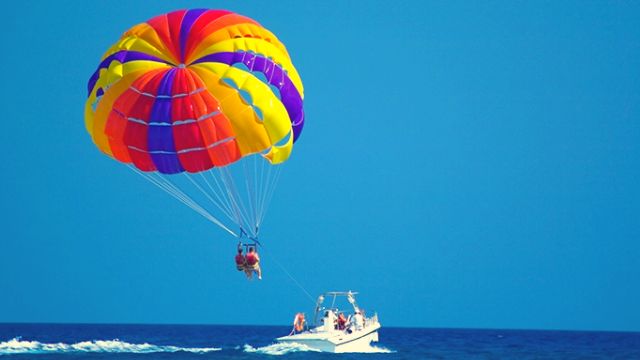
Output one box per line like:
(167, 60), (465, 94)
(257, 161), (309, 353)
(277, 323), (381, 353)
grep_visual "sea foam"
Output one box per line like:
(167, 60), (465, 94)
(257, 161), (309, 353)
(356, 344), (395, 353)
(0, 337), (220, 355)
(242, 342), (394, 355)
(243, 342), (320, 355)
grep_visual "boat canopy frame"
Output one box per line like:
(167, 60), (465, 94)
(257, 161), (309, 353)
(313, 291), (360, 327)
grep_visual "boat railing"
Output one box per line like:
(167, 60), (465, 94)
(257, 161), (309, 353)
(364, 313), (379, 327)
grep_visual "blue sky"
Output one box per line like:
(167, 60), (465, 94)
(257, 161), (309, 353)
(1, 1), (639, 332)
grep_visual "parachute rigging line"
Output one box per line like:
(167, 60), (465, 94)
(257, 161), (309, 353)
(256, 242), (316, 305)
(129, 165), (238, 237)
(128, 155), (283, 241)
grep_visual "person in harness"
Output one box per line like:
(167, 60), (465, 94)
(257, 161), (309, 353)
(234, 243), (250, 279)
(245, 246), (262, 280)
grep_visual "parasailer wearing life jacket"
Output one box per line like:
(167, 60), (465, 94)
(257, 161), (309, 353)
(235, 243), (250, 278)
(245, 246), (262, 280)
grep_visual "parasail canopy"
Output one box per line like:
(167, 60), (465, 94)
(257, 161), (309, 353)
(85, 9), (305, 239)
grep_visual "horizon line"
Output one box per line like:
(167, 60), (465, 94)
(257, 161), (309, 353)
(1, 322), (638, 334)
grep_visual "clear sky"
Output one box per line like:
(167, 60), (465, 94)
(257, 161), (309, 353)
(1, 0), (639, 332)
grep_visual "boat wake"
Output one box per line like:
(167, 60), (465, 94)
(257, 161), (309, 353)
(0, 337), (221, 355)
(243, 342), (320, 355)
(242, 342), (394, 355)
(355, 344), (395, 353)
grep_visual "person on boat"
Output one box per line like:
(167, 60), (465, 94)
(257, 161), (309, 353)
(351, 308), (364, 331)
(245, 246), (262, 280)
(323, 310), (337, 331)
(235, 243), (250, 279)
(337, 312), (348, 330)
(290, 312), (306, 335)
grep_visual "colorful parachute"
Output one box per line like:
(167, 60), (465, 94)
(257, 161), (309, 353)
(85, 9), (304, 239)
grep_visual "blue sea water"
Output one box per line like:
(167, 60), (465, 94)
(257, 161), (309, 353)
(1, 324), (639, 359)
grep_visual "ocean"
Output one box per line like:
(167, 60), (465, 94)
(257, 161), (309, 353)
(1, 324), (639, 359)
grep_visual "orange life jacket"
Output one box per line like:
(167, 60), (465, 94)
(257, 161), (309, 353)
(337, 314), (347, 329)
(294, 313), (305, 332)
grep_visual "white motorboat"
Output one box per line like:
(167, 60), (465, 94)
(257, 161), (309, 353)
(276, 291), (381, 353)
